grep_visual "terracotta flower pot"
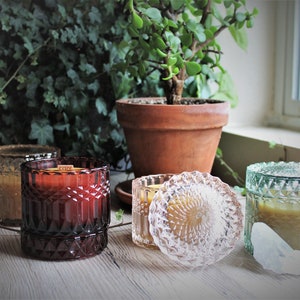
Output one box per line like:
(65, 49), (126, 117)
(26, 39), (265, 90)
(116, 98), (229, 177)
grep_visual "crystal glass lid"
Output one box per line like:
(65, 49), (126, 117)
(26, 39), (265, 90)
(246, 161), (300, 196)
(148, 171), (243, 267)
(246, 161), (300, 178)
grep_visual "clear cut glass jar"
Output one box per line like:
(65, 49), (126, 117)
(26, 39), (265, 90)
(244, 161), (300, 254)
(0, 144), (60, 226)
(132, 174), (173, 249)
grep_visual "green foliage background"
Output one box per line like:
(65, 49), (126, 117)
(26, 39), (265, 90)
(0, 0), (253, 169)
(0, 0), (138, 168)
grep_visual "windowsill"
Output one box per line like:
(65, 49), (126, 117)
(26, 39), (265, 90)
(212, 124), (300, 186)
(223, 124), (300, 150)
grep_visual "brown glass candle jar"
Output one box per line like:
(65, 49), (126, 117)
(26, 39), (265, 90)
(20, 157), (110, 260)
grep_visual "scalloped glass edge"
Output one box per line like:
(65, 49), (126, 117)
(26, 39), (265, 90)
(148, 171), (243, 267)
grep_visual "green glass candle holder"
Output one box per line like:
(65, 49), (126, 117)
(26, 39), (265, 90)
(244, 161), (300, 254)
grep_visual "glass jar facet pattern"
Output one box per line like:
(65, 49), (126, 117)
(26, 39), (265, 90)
(244, 161), (300, 254)
(132, 174), (173, 249)
(0, 144), (60, 226)
(21, 157), (110, 260)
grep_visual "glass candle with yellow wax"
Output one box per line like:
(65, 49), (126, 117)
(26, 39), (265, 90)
(132, 174), (173, 249)
(244, 161), (300, 254)
(0, 144), (60, 226)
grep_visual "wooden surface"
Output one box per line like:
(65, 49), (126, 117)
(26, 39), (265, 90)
(0, 171), (299, 300)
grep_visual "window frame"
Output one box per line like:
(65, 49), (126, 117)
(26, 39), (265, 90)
(268, 0), (300, 130)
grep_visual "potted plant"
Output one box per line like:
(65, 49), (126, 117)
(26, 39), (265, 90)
(115, 0), (258, 177)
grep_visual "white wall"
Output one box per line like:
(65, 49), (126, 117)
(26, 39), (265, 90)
(212, 1), (300, 185)
(217, 0), (276, 126)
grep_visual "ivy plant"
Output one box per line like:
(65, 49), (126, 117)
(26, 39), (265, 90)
(0, 0), (135, 168)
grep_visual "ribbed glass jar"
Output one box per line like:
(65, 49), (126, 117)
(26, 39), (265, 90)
(0, 144), (60, 226)
(244, 161), (300, 254)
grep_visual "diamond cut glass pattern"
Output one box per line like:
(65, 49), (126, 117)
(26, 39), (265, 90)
(148, 171), (243, 267)
(132, 174), (173, 249)
(21, 157), (110, 260)
(244, 161), (300, 253)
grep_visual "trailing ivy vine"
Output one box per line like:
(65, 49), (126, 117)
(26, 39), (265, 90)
(0, 0), (136, 168)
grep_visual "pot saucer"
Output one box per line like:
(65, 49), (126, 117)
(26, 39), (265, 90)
(115, 180), (133, 205)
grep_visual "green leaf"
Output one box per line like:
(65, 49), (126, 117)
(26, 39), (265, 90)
(88, 27), (99, 43)
(165, 32), (181, 52)
(115, 209), (124, 221)
(229, 25), (248, 51)
(110, 128), (123, 145)
(167, 56), (177, 66)
(153, 35), (167, 50)
(165, 19), (178, 29)
(67, 69), (79, 82)
(186, 61), (201, 76)
(252, 7), (259, 16)
(23, 36), (34, 55)
(246, 17), (254, 28)
(79, 62), (96, 75)
(224, 1), (232, 9)
(132, 12), (143, 29)
(88, 6), (101, 24)
(213, 72), (238, 107)
(180, 32), (193, 48)
(216, 147), (223, 157)
(173, 66), (179, 75)
(145, 8), (162, 22)
(269, 141), (277, 149)
(95, 97), (108, 116)
(170, 0), (185, 10)
(236, 12), (246, 22)
(156, 48), (167, 58)
(88, 81), (100, 95)
(29, 121), (54, 144)
(57, 4), (67, 19)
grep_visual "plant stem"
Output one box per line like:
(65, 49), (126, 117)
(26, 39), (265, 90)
(1, 37), (50, 92)
(215, 151), (245, 187)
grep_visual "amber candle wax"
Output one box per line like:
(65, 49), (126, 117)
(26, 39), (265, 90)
(132, 174), (173, 249)
(244, 161), (300, 254)
(21, 157), (110, 260)
(0, 144), (59, 226)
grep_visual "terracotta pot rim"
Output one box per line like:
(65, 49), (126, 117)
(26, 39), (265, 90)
(116, 97), (229, 130)
(116, 97), (228, 107)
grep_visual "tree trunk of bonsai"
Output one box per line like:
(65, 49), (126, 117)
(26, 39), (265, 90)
(164, 77), (184, 104)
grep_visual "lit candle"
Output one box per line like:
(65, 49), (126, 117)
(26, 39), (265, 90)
(21, 157), (110, 260)
(28, 165), (102, 227)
